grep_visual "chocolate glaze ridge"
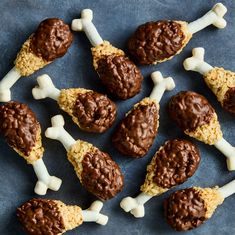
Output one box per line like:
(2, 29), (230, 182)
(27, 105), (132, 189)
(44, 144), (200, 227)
(223, 87), (235, 116)
(31, 18), (73, 61)
(153, 139), (200, 188)
(0, 101), (39, 156)
(73, 91), (116, 133)
(17, 198), (65, 235)
(112, 101), (158, 157)
(164, 188), (206, 231)
(168, 91), (214, 132)
(96, 54), (143, 99)
(81, 149), (124, 200)
(128, 21), (185, 64)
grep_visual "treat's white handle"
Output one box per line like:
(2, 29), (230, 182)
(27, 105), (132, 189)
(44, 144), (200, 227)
(0, 67), (21, 102)
(188, 3), (227, 34)
(149, 71), (175, 103)
(214, 138), (235, 171)
(45, 115), (76, 151)
(120, 192), (153, 218)
(71, 9), (103, 46)
(32, 158), (62, 195)
(218, 179), (235, 198)
(183, 47), (213, 75)
(82, 200), (108, 225)
(32, 74), (60, 101)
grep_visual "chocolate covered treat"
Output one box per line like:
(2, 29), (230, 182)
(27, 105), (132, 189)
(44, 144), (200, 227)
(71, 9), (143, 99)
(32, 74), (116, 133)
(113, 71), (175, 158)
(45, 115), (124, 200)
(17, 199), (108, 234)
(0, 101), (62, 195)
(164, 178), (235, 231)
(169, 91), (235, 171)
(0, 18), (73, 102)
(184, 47), (235, 116)
(128, 3), (227, 65)
(120, 139), (200, 218)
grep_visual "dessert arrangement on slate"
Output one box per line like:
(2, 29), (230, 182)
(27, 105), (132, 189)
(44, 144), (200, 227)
(184, 47), (235, 116)
(17, 199), (108, 234)
(0, 18), (73, 102)
(120, 139), (200, 218)
(71, 9), (143, 99)
(112, 71), (175, 157)
(0, 101), (62, 195)
(168, 91), (235, 171)
(0, 1), (234, 234)
(45, 115), (124, 201)
(127, 3), (227, 65)
(32, 74), (116, 133)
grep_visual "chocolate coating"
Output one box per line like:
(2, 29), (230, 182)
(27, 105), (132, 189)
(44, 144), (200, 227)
(112, 101), (158, 157)
(81, 149), (124, 200)
(0, 101), (39, 156)
(168, 91), (214, 132)
(96, 54), (143, 99)
(17, 198), (65, 235)
(223, 87), (235, 116)
(73, 91), (117, 133)
(128, 21), (185, 65)
(164, 188), (206, 231)
(31, 18), (73, 61)
(153, 139), (200, 188)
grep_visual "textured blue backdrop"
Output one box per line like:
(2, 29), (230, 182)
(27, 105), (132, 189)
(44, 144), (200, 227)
(0, 0), (235, 234)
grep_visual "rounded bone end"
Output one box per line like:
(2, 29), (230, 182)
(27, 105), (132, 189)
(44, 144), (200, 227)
(71, 19), (83, 31)
(90, 200), (103, 212)
(130, 205), (145, 218)
(96, 214), (109, 225)
(183, 58), (198, 71)
(0, 89), (11, 102)
(34, 181), (48, 195)
(226, 157), (235, 171)
(48, 176), (62, 191)
(212, 3), (227, 17)
(51, 114), (65, 127)
(120, 197), (137, 212)
(81, 9), (93, 21)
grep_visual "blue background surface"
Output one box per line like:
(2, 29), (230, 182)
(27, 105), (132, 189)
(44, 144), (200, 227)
(0, 0), (235, 234)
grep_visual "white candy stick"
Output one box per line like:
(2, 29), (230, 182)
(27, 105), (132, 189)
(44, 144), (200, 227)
(218, 179), (235, 198)
(183, 47), (213, 75)
(188, 3), (227, 34)
(32, 158), (62, 195)
(214, 138), (235, 171)
(120, 192), (153, 218)
(45, 115), (76, 151)
(72, 9), (103, 47)
(82, 200), (108, 225)
(0, 67), (21, 102)
(32, 74), (60, 101)
(149, 71), (175, 103)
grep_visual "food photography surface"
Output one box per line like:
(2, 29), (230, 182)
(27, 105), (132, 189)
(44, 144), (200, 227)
(0, 0), (234, 235)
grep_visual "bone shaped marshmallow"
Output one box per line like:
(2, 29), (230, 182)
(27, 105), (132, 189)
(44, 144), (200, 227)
(188, 3), (227, 34)
(72, 9), (103, 46)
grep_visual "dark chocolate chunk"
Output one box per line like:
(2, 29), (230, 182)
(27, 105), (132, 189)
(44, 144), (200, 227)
(0, 101), (39, 156)
(128, 21), (185, 65)
(17, 198), (65, 235)
(153, 139), (200, 188)
(73, 91), (116, 133)
(96, 54), (143, 99)
(168, 91), (214, 132)
(112, 100), (158, 157)
(223, 87), (235, 116)
(164, 188), (206, 231)
(81, 149), (124, 200)
(31, 18), (73, 61)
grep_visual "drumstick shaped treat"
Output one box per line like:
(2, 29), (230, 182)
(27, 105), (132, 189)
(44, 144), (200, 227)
(17, 199), (108, 235)
(164, 179), (235, 231)
(184, 47), (235, 116)
(72, 9), (143, 100)
(45, 115), (124, 201)
(0, 18), (73, 102)
(32, 74), (116, 133)
(168, 91), (235, 171)
(112, 71), (175, 158)
(120, 139), (200, 218)
(0, 101), (62, 195)
(128, 3), (227, 65)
